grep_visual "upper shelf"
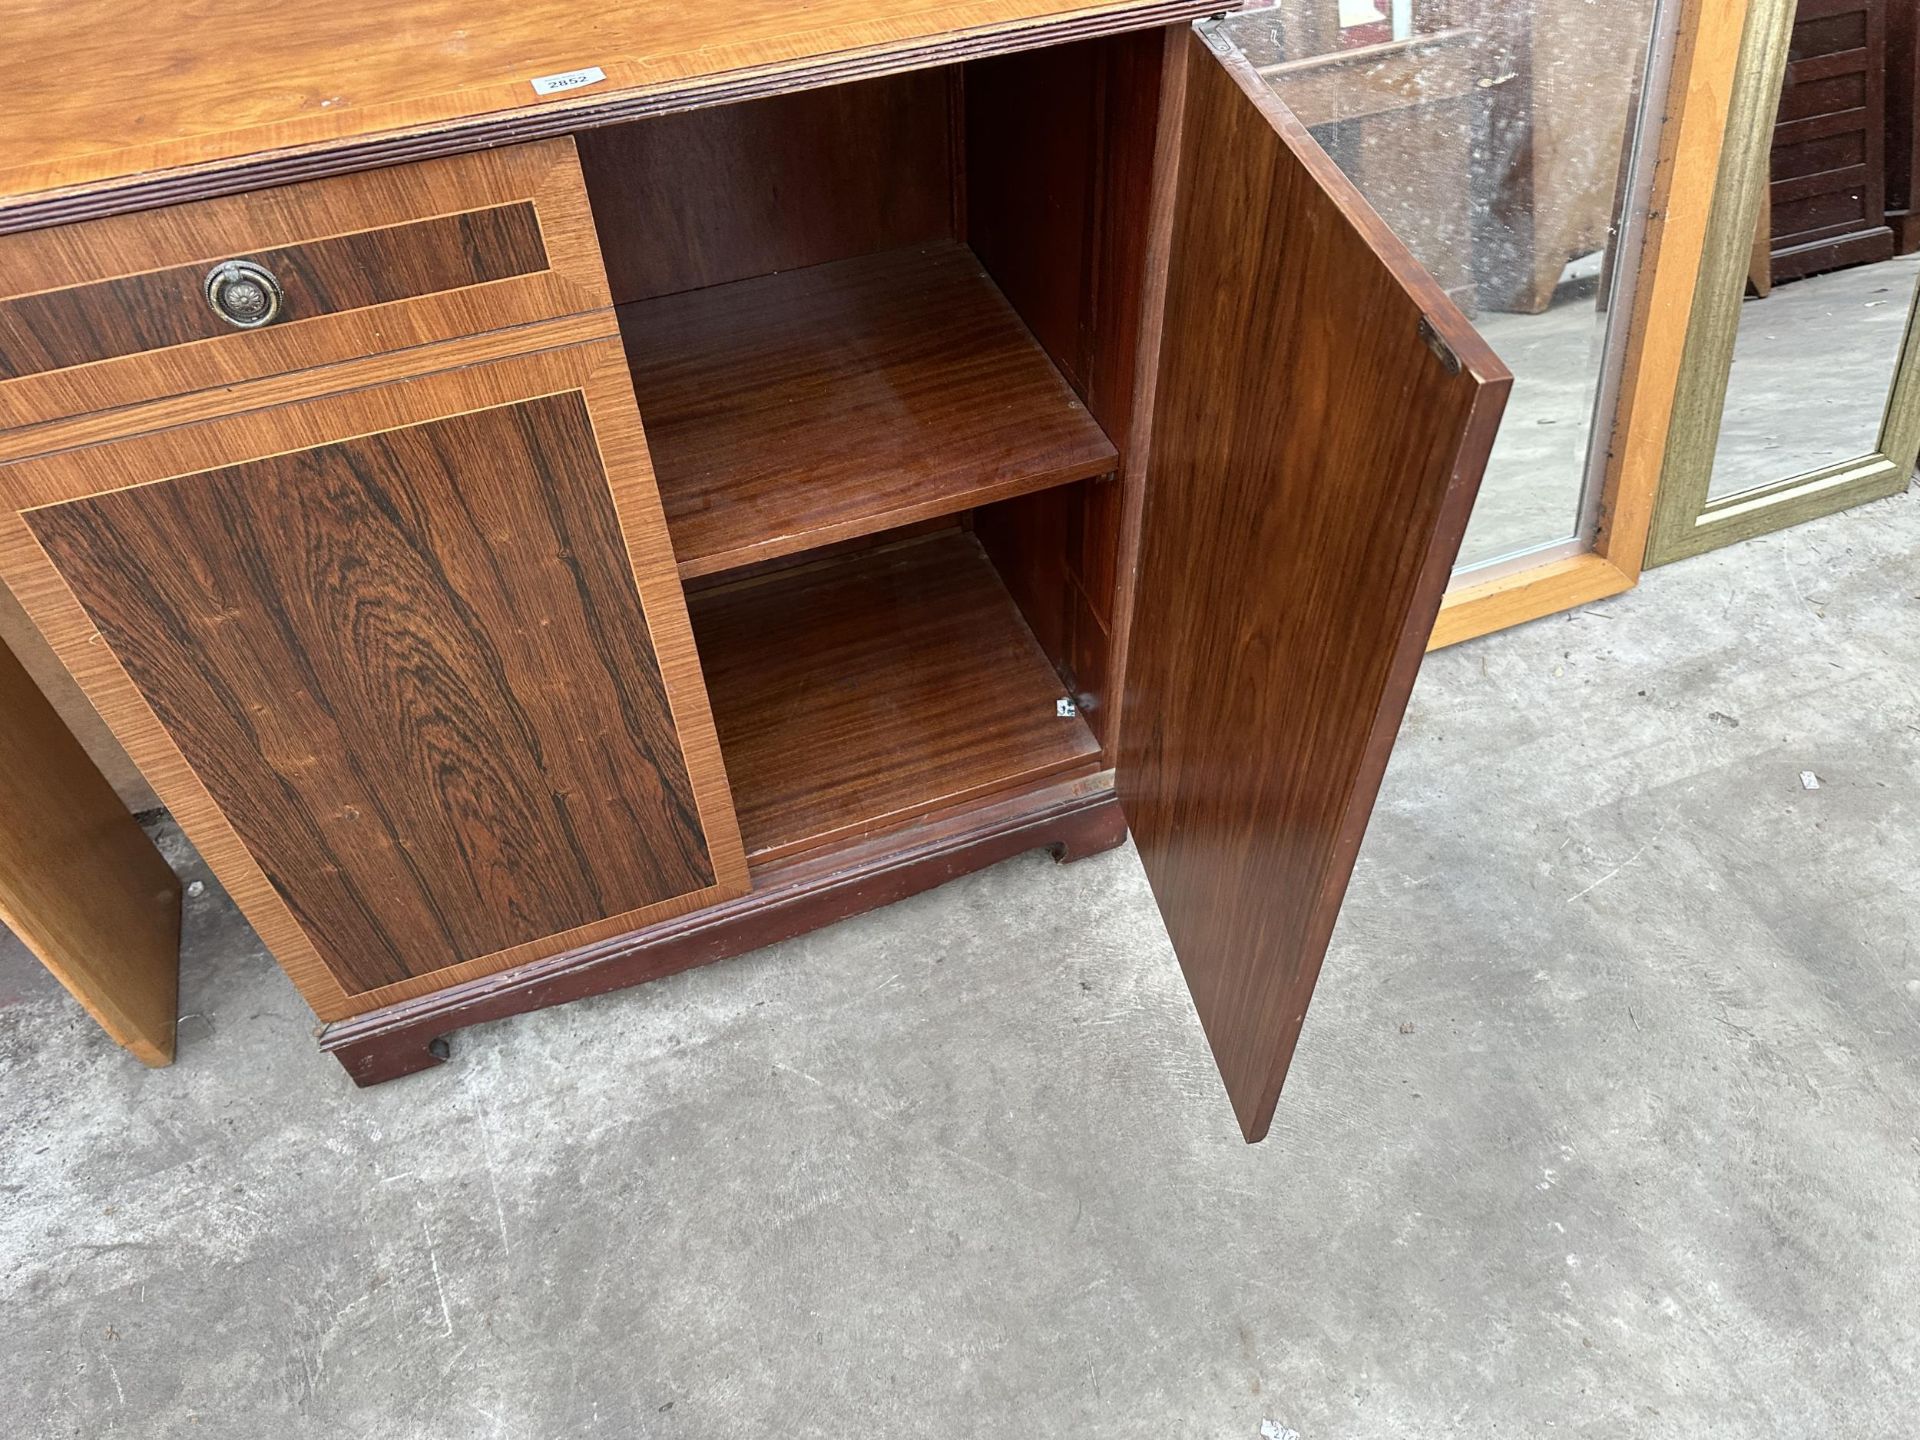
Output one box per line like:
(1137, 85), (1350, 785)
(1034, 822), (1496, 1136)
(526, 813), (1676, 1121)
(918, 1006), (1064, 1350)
(621, 241), (1119, 579)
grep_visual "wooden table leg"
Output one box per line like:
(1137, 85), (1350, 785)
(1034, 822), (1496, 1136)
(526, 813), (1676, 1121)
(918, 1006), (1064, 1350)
(0, 639), (180, 1064)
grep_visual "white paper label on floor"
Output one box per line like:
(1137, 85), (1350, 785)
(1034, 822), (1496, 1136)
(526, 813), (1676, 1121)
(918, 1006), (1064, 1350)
(530, 66), (607, 95)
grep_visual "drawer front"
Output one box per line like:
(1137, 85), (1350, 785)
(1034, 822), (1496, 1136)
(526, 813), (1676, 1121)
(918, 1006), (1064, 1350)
(0, 139), (610, 430)
(0, 335), (747, 1021)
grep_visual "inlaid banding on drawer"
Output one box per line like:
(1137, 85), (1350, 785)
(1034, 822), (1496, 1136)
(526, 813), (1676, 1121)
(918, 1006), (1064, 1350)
(0, 202), (548, 380)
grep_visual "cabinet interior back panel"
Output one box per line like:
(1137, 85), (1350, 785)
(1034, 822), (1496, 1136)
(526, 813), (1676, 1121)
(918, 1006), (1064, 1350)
(577, 69), (955, 305)
(26, 392), (715, 994)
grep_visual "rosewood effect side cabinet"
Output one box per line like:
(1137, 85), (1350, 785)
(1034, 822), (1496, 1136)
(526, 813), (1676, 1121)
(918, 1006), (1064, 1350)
(0, 3), (1508, 1143)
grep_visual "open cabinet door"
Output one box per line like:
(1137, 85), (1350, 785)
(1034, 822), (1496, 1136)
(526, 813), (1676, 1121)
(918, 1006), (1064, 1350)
(1119, 24), (1511, 1143)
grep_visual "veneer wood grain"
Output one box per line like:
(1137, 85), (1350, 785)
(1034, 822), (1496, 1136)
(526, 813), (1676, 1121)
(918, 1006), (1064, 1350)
(0, 579), (153, 806)
(0, 141), (610, 430)
(578, 72), (956, 304)
(0, 638), (181, 1064)
(1101, 20), (1191, 762)
(1119, 29), (1509, 1143)
(0, 337), (746, 1019)
(28, 392), (718, 995)
(964, 29), (1167, 744)
(0, 313), (611, 465)
(620, 242), (1118, 578)
(690, 531), (1100, 861)
(965, 28), (1165, 437)
(0, 0), (1220, 223)
(0, 204), (545, 381)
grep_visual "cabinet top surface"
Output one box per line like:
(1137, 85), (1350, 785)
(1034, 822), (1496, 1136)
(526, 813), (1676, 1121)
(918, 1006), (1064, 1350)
(1, 0), (1214, 219)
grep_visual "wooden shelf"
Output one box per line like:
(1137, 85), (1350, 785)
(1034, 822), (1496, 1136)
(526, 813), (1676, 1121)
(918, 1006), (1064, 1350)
(689, 531), (1101, 862)
(619, 242), (1119, 579)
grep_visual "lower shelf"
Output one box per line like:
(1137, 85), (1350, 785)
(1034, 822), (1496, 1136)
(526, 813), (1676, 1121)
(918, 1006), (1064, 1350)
(689, 529), (1101, 862)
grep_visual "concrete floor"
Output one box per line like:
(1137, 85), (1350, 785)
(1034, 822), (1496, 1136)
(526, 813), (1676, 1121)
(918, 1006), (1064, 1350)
(5, 483), (1919, 1437)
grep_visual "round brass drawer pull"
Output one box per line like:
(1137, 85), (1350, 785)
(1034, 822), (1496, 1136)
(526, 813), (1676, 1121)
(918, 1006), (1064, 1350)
(203, 259), (284, 329)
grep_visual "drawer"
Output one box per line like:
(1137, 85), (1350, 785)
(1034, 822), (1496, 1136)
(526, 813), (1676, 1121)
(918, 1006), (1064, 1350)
(0, 139), (610, 430)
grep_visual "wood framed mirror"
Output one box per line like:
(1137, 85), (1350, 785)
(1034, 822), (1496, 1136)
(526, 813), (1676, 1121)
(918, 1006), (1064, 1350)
(1212, 0), (1749, 647)
(1647, 0), (1920, 566)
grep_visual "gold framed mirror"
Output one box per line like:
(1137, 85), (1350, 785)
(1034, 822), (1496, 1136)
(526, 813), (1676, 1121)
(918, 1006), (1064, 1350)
(1647, 0), (1920, 566)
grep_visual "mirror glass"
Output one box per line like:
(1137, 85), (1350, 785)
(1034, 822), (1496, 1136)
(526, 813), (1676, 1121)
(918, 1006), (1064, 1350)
(1642, 0), (1920, 569)
(1707, 36), (1920, 502)
(1223, 0), (1671, 577)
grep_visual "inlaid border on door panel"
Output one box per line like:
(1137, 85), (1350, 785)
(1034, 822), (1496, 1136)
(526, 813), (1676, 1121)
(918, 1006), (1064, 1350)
(0, 139), (611, 432)
(0, 335), (747, 1021)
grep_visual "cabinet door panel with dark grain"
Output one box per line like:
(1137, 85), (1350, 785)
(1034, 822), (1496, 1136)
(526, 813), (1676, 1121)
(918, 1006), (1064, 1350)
(1119, 26), (1510, 1143)
(0, 338), (745, 1020)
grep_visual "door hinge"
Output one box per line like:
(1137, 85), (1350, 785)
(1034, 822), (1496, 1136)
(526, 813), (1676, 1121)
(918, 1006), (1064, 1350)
(1197, 18), (1235, 57)
(1416, 316), (1462, 376)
